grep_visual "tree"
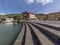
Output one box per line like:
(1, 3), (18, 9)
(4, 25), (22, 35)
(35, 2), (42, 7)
(7, 14), (24, 22)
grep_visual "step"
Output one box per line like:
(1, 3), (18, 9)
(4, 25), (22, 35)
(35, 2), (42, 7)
(34, 23), (60, 37)
(25, 24), (33, 45)
(14, 23), (25, 45)
(28, 23), (54, 45)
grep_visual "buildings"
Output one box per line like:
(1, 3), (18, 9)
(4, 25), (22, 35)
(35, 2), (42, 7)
(38, 11), (60, 21)
(22, 11), (38, 20)
(5, 18), (13, 22)
(22, 11), (60, 21)
(0, 15), (14, 22)
(48, 12), (60, 20)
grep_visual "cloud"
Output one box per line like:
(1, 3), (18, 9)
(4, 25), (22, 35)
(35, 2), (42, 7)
(25, 0), (53, 5)
(44, 12), (49, 14)
(37, 0), (53, 5)
(25, 0), (34, 4)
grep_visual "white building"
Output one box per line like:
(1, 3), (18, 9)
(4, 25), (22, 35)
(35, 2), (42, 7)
(5, 18), (13, 22)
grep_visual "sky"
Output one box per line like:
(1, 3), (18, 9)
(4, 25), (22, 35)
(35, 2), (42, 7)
(0, 0), (60, 14)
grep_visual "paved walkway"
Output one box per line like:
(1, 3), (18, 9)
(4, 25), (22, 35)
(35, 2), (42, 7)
(14, 22), (60, 45)
(33, 23), (60, 37)
(37, 21), (60, 27)
(25, 24), (33, 45)
(14, 23), (25, 45)
(28, 23), (54, 45)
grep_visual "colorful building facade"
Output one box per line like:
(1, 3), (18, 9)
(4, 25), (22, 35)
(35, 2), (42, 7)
(22, 11), (38, 20)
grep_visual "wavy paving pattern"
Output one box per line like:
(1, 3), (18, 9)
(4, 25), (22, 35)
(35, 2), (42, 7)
(14, 22), (60, 45)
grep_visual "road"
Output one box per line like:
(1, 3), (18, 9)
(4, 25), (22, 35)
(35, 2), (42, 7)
(14, 21), (60, 45)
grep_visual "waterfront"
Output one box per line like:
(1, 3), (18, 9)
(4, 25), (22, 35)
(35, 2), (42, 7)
(14, 21), (60, 45)
(0, 23), (21, 45)
(0, 21), (60, 45)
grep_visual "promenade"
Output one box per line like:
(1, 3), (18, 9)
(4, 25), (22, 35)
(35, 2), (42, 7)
(14, 21), (60, 45)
